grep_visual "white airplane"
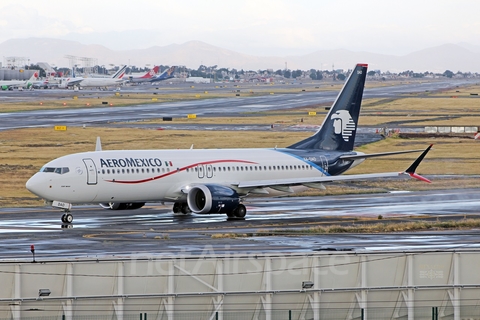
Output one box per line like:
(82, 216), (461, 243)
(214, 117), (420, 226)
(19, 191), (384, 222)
(57, 69), (85, 89)
(76, 65), (128, 89)
(0, 72), (38, 90)
(58, 65), (127, 89)
(26, 63), (432, 224)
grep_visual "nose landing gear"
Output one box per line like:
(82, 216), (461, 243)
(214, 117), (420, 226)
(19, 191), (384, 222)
(61, 212), (73, 223)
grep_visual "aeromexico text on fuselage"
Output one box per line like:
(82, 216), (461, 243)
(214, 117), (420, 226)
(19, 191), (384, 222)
(100, 157), (173, 168)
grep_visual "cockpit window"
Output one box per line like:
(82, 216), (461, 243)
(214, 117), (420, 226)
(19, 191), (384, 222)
(41, 167), (70, 174)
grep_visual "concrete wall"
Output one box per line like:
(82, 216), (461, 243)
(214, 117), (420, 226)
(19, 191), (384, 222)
(425, 126), (479, 134)
(0, 250), (480, 319)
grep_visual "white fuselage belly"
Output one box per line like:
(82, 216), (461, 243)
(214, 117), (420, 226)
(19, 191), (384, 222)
(27, 148), (326, 204)
(79, 78), (123, 87)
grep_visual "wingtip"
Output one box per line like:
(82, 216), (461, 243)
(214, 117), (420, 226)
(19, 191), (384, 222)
(409, 172), (431, 183)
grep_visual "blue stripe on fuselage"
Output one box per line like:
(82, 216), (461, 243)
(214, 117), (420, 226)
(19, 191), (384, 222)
(274, 149), (330, 176)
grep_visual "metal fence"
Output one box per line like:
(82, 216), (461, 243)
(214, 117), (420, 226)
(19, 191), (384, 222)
(3, 306), (480, 320)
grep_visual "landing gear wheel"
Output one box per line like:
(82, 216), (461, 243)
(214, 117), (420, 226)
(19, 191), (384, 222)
(65, 213), (73, 223)
(61, 213), (73, 223)
(181, 203), (191, 214)
(173, 202), (182, 213)
(233, 204), (247, 218)
(226, 212), (235, 218)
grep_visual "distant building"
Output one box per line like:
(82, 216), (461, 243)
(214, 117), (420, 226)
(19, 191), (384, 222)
(0, 68), (37, 81)
(185, 77), (211, 84)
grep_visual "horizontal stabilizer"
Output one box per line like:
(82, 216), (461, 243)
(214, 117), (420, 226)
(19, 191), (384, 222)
(340, 149), (427, 161)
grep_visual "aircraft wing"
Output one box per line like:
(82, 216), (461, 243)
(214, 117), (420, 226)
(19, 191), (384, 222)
(236, 145), (433, 189)
(68, 79), (84, 86)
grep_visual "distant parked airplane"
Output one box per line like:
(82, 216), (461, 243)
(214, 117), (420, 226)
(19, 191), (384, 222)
(148, 66), (176, 83)
(58, 66), (127, 89)
(0, 72), (38, 90)
(76, 65), (128, 89)
(125, 66), (160, 83)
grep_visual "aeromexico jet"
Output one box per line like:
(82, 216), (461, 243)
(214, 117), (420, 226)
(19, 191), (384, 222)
(26, 64), (432, 224)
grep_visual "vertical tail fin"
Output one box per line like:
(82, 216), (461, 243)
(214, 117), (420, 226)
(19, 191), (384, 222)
(28, 72), (38, 82)
(288, 63), (368, 151)
(112, 65), (128, 79)
(150, 66), (176, 82)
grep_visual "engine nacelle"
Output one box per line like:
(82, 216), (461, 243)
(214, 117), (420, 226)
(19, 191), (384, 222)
(99, 202), (145, 210)
(187, 184), (240, 214)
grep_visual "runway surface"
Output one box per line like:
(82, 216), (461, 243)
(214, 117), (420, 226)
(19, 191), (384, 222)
(0, 188), (479, 260)
(0, 79), (475, 131)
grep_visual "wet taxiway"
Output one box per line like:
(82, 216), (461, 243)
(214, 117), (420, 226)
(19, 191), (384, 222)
(0, 188), (478, 260)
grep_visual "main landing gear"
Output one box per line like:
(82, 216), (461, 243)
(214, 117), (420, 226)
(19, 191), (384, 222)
(173, 202), (247, 219)
(173, 202), (191, 215)
(227, 204), (247, 219)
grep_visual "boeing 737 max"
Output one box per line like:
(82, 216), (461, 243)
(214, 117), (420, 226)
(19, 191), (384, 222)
(26, 63), (432, 223)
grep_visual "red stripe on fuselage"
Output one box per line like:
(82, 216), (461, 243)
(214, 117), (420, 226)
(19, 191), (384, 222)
(105, 159), (257, 184)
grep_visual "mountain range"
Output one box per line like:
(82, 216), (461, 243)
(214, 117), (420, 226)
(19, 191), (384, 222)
(1, 37), (480, 73)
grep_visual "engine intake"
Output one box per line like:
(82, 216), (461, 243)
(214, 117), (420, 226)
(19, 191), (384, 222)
(187, 184), (240, 214)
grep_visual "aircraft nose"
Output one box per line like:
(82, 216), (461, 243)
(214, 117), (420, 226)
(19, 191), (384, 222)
(26, 173), (49, 198)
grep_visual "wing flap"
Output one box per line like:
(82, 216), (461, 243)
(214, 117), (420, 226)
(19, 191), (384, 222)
(237, 172), (403, 189)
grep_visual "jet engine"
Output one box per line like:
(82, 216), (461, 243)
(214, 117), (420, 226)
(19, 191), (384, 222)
(99, 202), (145, 210)
(187, 184), (240, 214)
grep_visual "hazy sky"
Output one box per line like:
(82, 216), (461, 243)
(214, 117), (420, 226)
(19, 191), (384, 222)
(1, 0), (479, 56)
